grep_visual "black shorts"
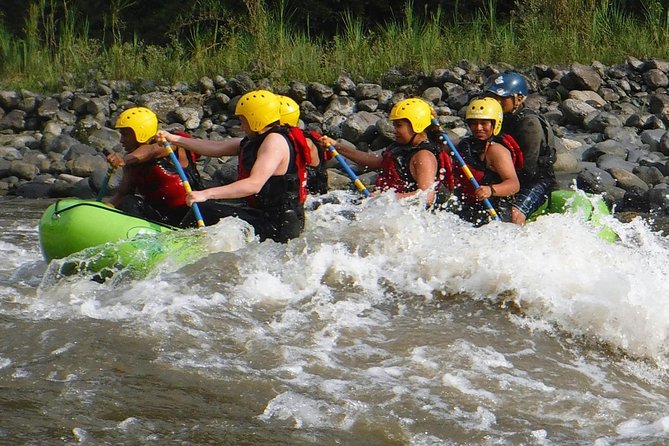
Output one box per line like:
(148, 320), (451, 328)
(184, 200), (305, 243)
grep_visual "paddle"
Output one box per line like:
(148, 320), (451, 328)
(162, 141), (205, 228)
(326, 145), (371, 197)
(96, 149), (115, 201)
(430, 118), (500, 222)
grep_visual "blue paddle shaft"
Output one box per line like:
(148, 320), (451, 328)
(327, 145), (371, 197)
(163, 142), (205, 227)
(431, 119), (499, 221)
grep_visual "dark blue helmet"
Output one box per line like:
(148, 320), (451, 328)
(485, 72), (529, 97)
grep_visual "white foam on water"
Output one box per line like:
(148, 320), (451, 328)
(201, 216), (257, 252)
(258, 390), (362, 429)
(27, 191), (669, 365)
(10, 192), (669, 442)
(0, 356), (11, 370)
(302, 193), (669, 362)
(0, 240), (39, 271)
(614, 415), (669, 440)
(441, 373), (499, 402)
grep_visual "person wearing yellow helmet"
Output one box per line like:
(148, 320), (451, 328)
(277, 95), (331, 195)
(157, 90), (306, 242)
(105, 106), (204, 226)
(484, 71), (557, 225)
(450, 97), (519, 225)
(277, 95), (300, 127)
(318, 97), (445, 204)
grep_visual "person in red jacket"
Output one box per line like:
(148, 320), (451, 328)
(319, 98), (444, 205)
(451, 97), (520, 225)
(105, 106), (203, 227)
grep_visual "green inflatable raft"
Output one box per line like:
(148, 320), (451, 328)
(528, 189), (617, 242)
(39, 198), (176, 261)
(38, 190), (615, 280)
(39, 198), (206, 279)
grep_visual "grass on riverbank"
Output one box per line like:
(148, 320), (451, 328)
(1, 0), (668, 92)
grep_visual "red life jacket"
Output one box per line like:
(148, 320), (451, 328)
(375, 141), (454, 194)
(437, 147), (455, 191)
(452, 134), (522, 202)
(285, 126), (312, 204)
(500, 133), (524, 170)
(127, 133), (201, 209)
(302, 129), (330, 195)
(304, 129), (332, 161)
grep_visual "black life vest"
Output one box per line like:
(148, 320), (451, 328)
(503, 106), (557, 182)
(237, 126), (303, 210)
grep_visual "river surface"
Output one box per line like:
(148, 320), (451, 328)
(3, 193), (669, 445)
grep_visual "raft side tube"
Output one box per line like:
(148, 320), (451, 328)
(39, 198), (176, 261)
(528, 190), (617, 242)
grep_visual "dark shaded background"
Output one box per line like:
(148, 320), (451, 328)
(0, 0), (650, 45)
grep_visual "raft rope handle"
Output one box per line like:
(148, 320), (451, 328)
(49, 201), (176, 228)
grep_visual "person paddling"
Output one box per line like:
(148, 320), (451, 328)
(105, 106), (203, 227)
(277, 95), (331, 195)
(318, 98), (446, 205)
(157, 90), (306, 243)
(450, 97), (520, 225)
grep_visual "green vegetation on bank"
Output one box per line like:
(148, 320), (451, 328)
(1, 0), (668, 92)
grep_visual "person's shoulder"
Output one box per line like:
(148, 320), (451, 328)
(515, 107), (544, 124)
(488, 141), (512, 157)
(261, 130), (291, 148)
(413, 147), (438, 160)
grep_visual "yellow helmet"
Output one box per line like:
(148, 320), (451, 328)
(389, 98), (433, 133)
(278, 95), (300, 127)
(114, 107), (158, 143)
(235, 90), (281, 132)
(465, 97), (503, 136)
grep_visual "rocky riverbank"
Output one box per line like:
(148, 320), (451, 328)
(3, 57), (669, 226)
